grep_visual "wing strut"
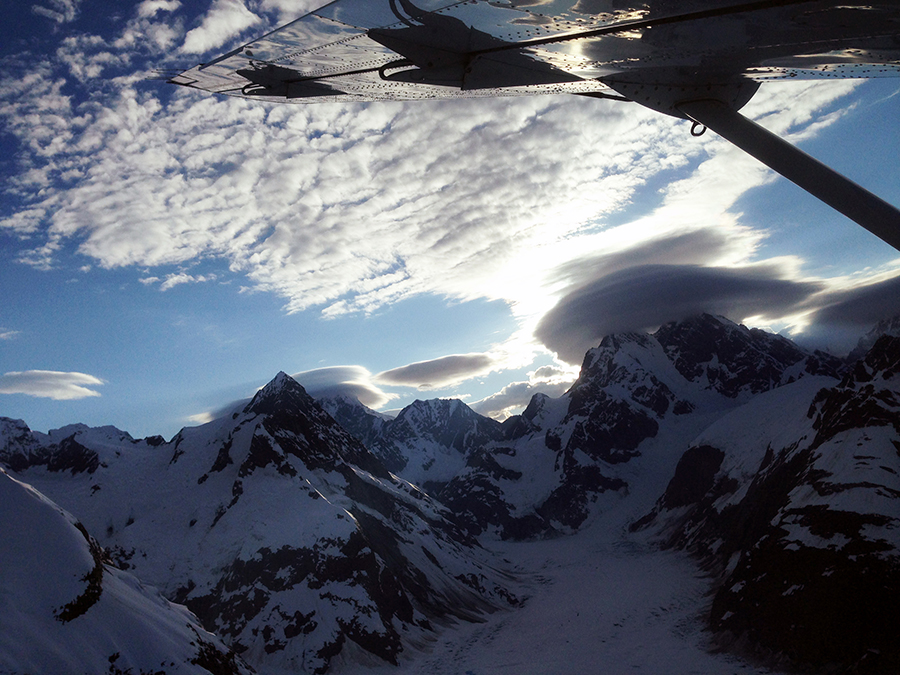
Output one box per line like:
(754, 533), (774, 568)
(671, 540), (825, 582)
(677, 99), (900, 251)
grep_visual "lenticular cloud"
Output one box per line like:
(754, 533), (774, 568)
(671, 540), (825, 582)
(0, 370), (104, 400)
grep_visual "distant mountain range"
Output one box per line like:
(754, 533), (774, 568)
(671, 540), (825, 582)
(2, 314), (898, 674)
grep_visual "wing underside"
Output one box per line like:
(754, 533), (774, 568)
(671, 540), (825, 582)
(170, 0), (900, 104)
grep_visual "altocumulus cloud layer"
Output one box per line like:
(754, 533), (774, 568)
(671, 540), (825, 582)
(3, 0), (900, 420)
(32, 0), (81, 24)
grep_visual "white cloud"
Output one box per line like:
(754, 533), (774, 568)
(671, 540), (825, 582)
(137, 0), (181, 18)
(32, 0), (80, 23)
(293, 366), (397, 409)
(138, 272), (216, 290)
(256, 0), (323, 25)
(0, 330), (21, 341)
(471, 363), (578, 419)
(186, 411), (214, 425)
(160, 272), (216, 290)
(180, 0), (262, 54)
(56, 35), (126, 81)
(1, 77), (857, 315)
(0, 370), (104, 400)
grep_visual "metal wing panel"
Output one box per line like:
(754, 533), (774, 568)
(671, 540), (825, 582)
(169, 0), (900, 103)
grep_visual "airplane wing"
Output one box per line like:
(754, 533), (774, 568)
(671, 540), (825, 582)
(170, 0), (900, 105)
(170, 1), (900, 250)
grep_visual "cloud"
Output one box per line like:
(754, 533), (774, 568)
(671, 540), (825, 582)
(471, 379), (572, 419)
(536, 263), (822, 364)
(0, 370), (104, 400)
(180, 0), (261, 54)
(531, 364), (572, 380)
(139, 272), (216, 290)
(786, 272), (900, 354)
(161, 272), (216, 290)
(257, 0), (323, 25)
(137, 0), (181, 18)
(293, 366), (397, 409)
(32, 0), (80, 23)
(811, 274), (900, 327)
(471, 363), (577, 419)
(549, 229), (746, 291)
(0, 70), (854, 322)
(0, 330), (21, 341)
(377, 353), (497, 389)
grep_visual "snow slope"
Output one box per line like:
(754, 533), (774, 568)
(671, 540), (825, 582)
(0, 468), (250, 675)
(340, 508), (791, 675)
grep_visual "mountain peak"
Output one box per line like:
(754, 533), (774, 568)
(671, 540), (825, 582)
(846, 334), (900, 385)
(245, 372), (311, 416)
(848, 315), (900, 362)
(653, 313), (830, 399)
(268, 370), (296, 391)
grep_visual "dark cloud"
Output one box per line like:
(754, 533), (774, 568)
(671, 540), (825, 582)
(792, 274), (900, 355)
(377, 353), (496, 388)
(531, 365), (570, 380)
(811, 275), (900, 326)
(552, 229), (738, 291)
(536, 264), (821, 364)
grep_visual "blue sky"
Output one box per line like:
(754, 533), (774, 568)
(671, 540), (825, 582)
(2, 0), (900, 439)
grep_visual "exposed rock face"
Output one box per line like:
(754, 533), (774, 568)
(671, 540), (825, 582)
(635, 336), (900, 673)
(1, 374), (515, 675)
(654, 313), (842, 398)
(0, 468), (250, 675)
(0, 420), (114, 475)
(437, 315), (843, 539)
(315, 315), (847, 542)
(316, 395), (390, 460)
(847, 314), (900, 362)
(562, 333), (678, 465)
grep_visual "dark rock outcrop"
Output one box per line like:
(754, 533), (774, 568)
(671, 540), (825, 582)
(636, 336), (900, 673)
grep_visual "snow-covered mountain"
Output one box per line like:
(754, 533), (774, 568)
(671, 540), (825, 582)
(847, 314), (900, 362)
(320, 395), (506, 494)
(2, 314), (898, 674)
(424, 315), (844, 540)
(1, 373), (515, 675)
(635, 334), (900, 672)
(0, 467), (250, 675)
